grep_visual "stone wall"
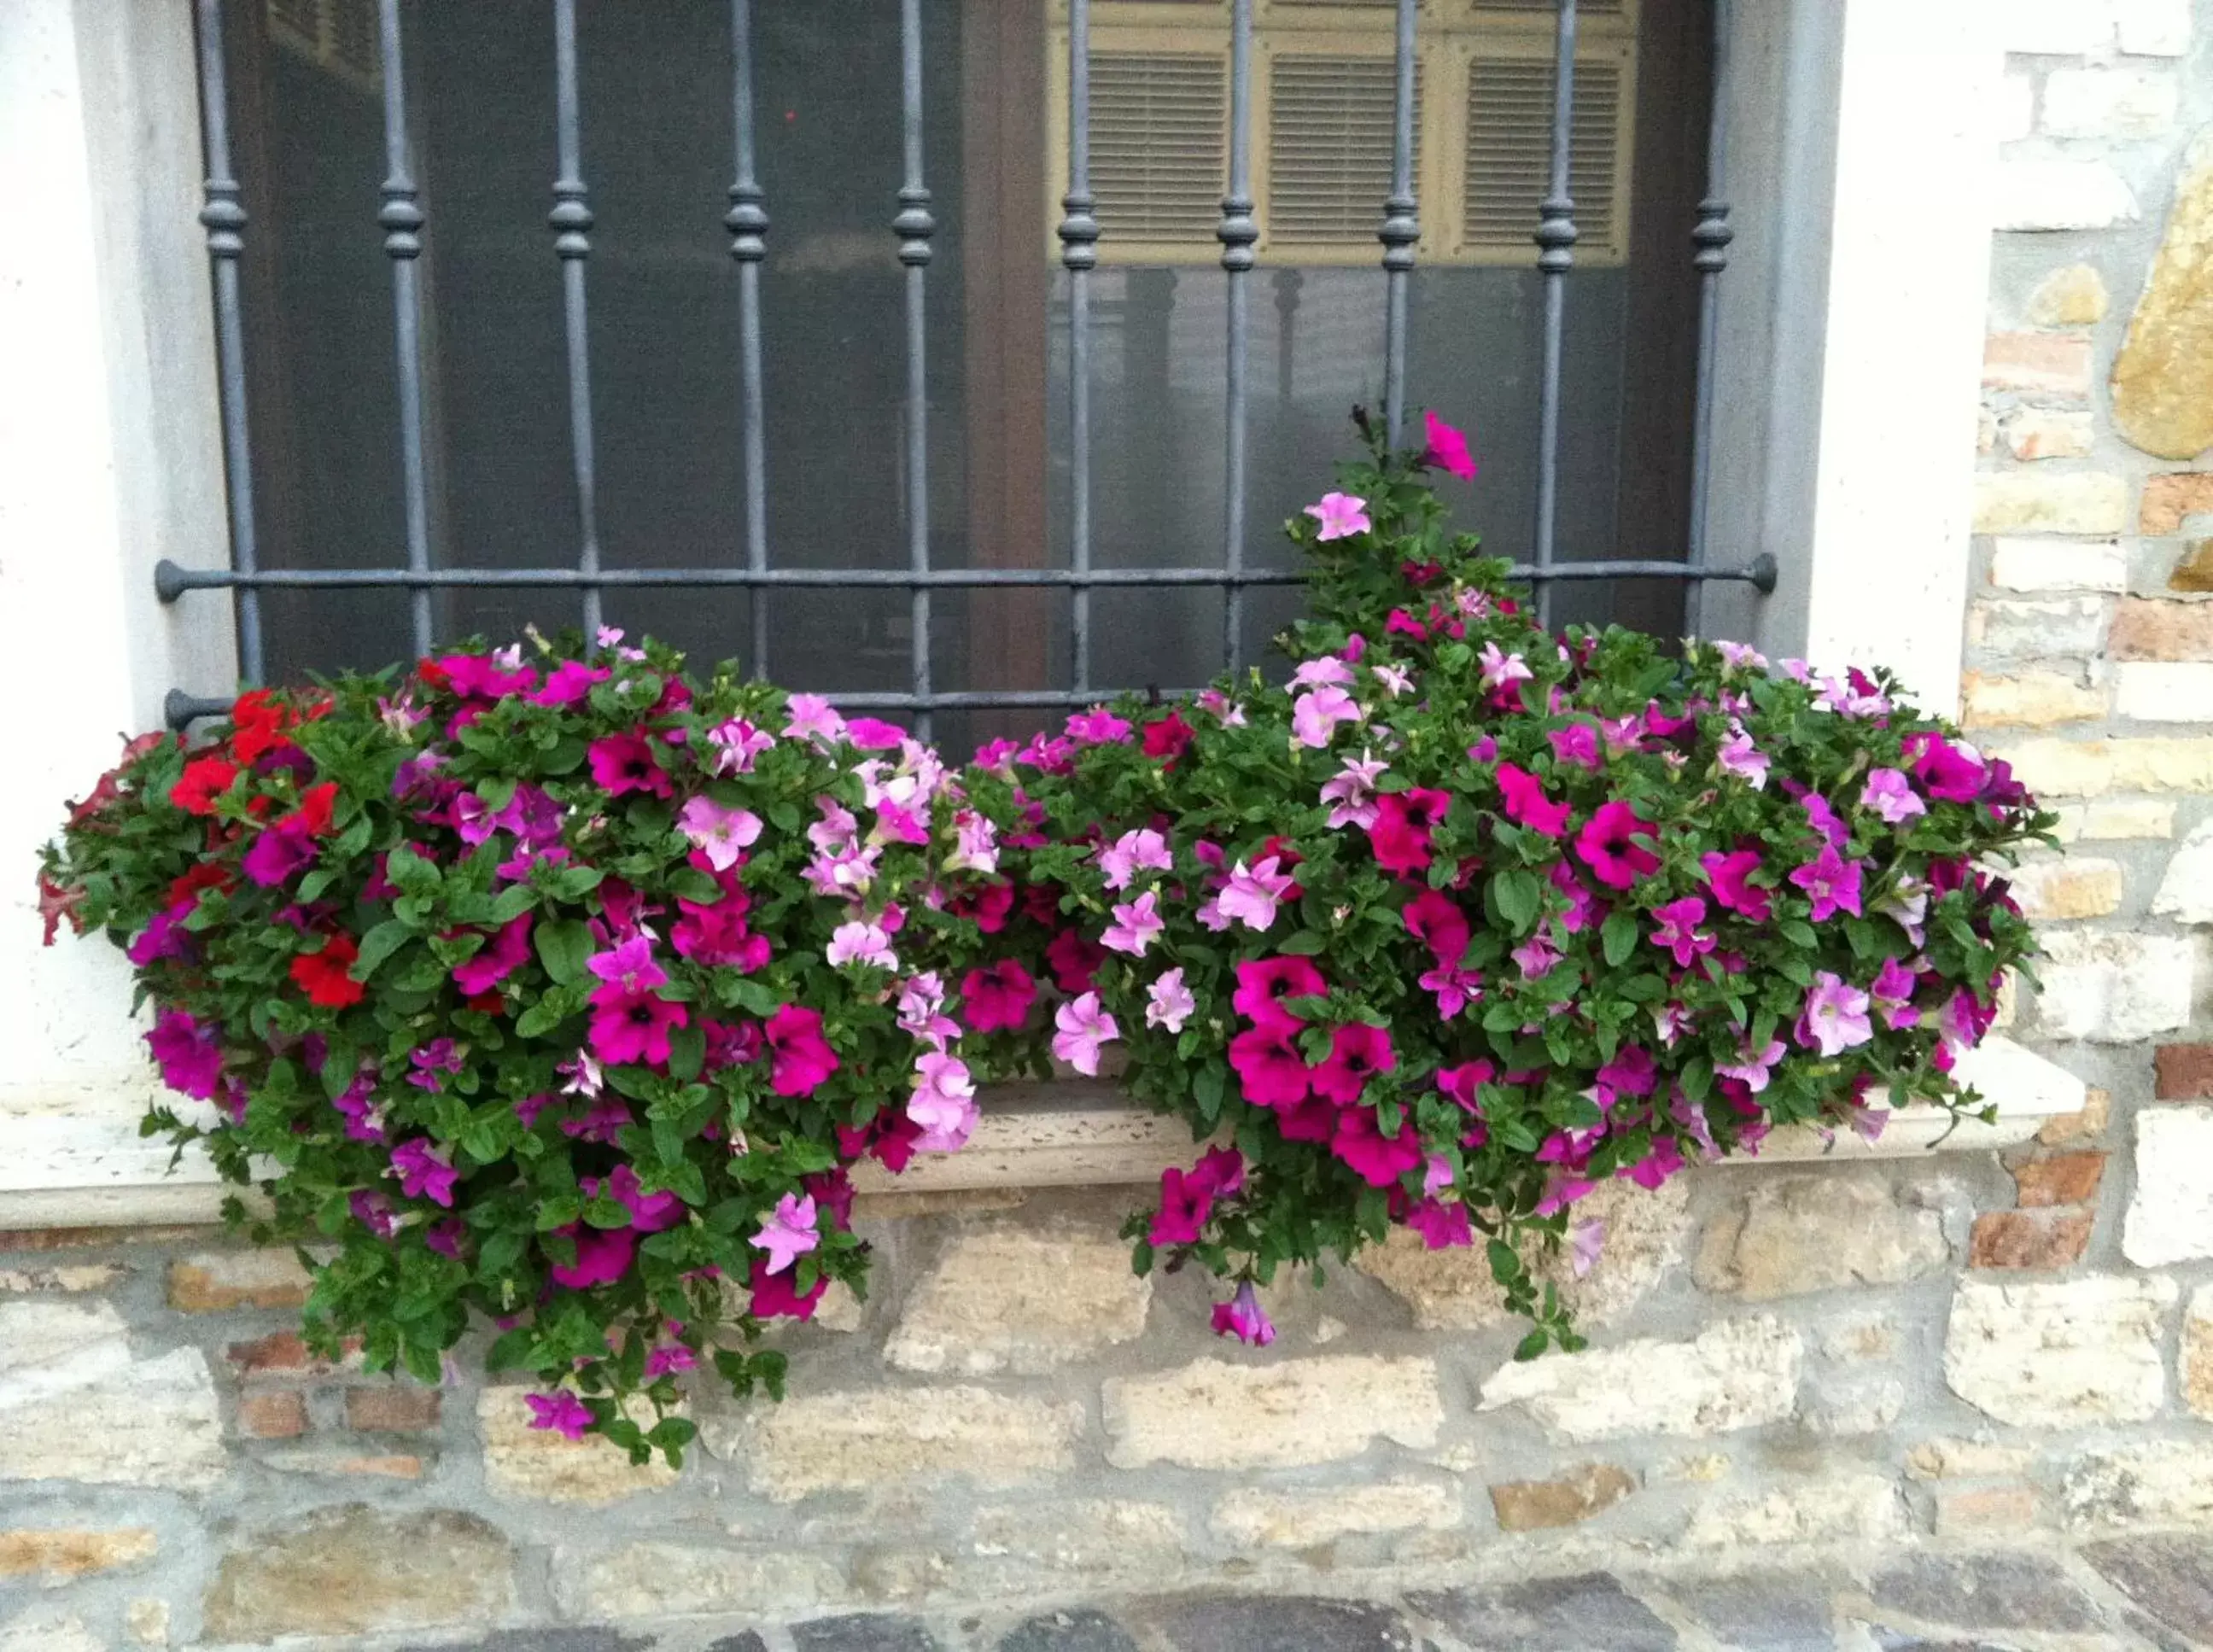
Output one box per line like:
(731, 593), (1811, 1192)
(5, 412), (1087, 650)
(9, 5), (2213, 1649)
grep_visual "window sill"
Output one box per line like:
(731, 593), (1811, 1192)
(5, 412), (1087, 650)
(0, 1037), (2086, 1231)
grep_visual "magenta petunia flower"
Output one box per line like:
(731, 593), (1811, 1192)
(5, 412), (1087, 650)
(1366, 787), (1453, 875)
(1548, 723), (1602, 771)
(1789, 844), (1865, 922)
(1648, 896), (1714, 968)
(1870, 956), (1921, 1029)
(1495, 762), (1572, 839)
(524, 1390), (594, 1440)
(454, 911), (534, 998)
(587, 989), (689, 1068)
(1210, 1279), (1277, 1346)
(587, 731), (671, 798)
(1310, 1023), (1396, 1105)
(1065, 705), (1133, 744)
(587, 935), (668, 1000)
(751, 1192), (820, 1275)
(1330, 1106), (1422, 1188)
(1149, 1165), (1217, 1246)
(1302, 490), (1372, 541)
(388, 1137), (458, 1207)
(1407, 1198), (1473, 1251)
(1402, 888), (1471, 965)
(1907, 732), (1988, 802)
(1419, 409), (1478, 480)
(1699, 849), (1772, 921)
(146, 1009), (223, 1100)
(961, 959), (1036, 1034)
(1574, 801), (1661, 890)
(1231, 954), (1327, 1028)
(607, 1163), (684, 1232)
(765, 1004), (839, 1096)
(1228, 1024), (1311, 1108)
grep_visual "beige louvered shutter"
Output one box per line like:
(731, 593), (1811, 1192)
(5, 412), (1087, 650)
(1072, 42), (1230, 262)
(1262, 49), (1424, 260)
(1466, 0), (1631, 16)
(1455, 42), (1631, 265)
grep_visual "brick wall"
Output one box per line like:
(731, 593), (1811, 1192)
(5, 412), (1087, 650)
(7, 5), (2213, 1648)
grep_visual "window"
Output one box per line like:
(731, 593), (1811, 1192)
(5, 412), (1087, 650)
(185, 0), (1726, 752)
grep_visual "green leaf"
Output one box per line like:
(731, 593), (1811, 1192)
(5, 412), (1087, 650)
(1491, 868), (1542, 933)
(1276, 930), (1327, 956)
(1600, 909), (1638, 967)
(1513, 1328), (1550, 1361)
(535, 919), (593, 985)
(386, 844), (441, 899)
(1779, 919), (1818, 949)
(352, 917), (414, 982)
(1486, 1237), (1523, 1286)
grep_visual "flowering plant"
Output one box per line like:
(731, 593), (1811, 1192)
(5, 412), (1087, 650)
(41, 412), (2048, 1456)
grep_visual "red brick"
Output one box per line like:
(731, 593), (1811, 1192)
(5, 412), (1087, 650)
(2011, 1152), (2108, 1209)
(236, 1391), (308, 1439)
(344, 1386), (441, 1433)
(2142, 472), (2213, 536)
(225, 1331), (360, 1377)
(1970, 1209), (2094, 1270)
(2157, 1043), (2213, 1100)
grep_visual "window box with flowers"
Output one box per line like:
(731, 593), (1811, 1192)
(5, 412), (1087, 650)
(36, 416), (2053, 1460)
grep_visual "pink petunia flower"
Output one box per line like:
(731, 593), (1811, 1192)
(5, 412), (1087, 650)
(705, 716), (776, 774)
(1717, 722), (1770, 789)
(1101, 890), (1165, 956)
(826, 920), (897, 971)
(1303, 491), (1372, 541)
(1478, 641), (1532, 692)
(783, 693), (847, 747)
(1291, 684), (1362, 749)
(1292, 657), (1356, 689)
(679, 795), (763, 872)
(1569, 1218), (1607, 1278)
(1210, 1279), (1276, 1346)
(1799, 971), (1874, 1056)
(1716, 1036), (1787, 1093)
(1097, 827), (1173, 890)
(1320, 750), (1389, 830)
(1215, 856), (1295, 931)
(1870, 956), (1921, 1029)
(907, 1050), (978, 1151)
(1051, 992), (1119, 1077)
(1860, 767), (1926, 824)
(751, 1192), (820, 1275)
(1065, 706), (1134, 744)
(1146, 967), (1196, 1033)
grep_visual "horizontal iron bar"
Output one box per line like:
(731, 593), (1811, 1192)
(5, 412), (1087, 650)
(155, 554), (1777, 598)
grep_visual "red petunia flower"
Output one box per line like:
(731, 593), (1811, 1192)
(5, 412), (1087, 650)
(169, 756), (240, 816)
(290, 931), (365, 1008)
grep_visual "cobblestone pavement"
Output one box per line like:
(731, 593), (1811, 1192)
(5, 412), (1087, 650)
(382, 1538), (2213, 1652)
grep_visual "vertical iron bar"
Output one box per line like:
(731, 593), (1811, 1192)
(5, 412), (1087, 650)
(1217, 0), (1256, 674)
(727, 0), (771, 679)
(193, 0), (264, 686)
(1531, 0), (1579, 629)
(1378, 0), (1418, 444)
(377, 0), (433, 657)
(1060, 0), (1099, 695)
(550, 0), (603, 638)
(896, 0), (937, 738)
(1683, 0), (1734, 641)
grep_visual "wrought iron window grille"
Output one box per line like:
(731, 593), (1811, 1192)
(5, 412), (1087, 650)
(161, 0), (1772, 739)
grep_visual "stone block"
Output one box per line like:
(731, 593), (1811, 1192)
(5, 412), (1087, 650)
(478, 1387), (678, 1505)
(1868, 1552), (2104, 1634)
(237, 1389), (309, 1439)
(2008, 857), (2126, 918)
(1477, 1316), (1800, 1442)
(2011, 1150), (2106, 1207)
(0, 1264), (121, 1294)
(1905, 1437), (2035, 1480)
(2041, 67), (2179, 138)
(2083, 1536), (2213, 1647)
(1982, 331), (2092, 399)
(0, 1613), (102, 1652)
(2174, 538), (2213, 590)
(2052, 800), (2174, 842)
(1935, 1485), (2041, 1538)
(2025, 264), (2110, 328)
(2122, 1105), (2213, 1264)
(1801, 1369), (1906, 1436)
(1695, 1173), (1946, 1299)
(1960, 671), (2107, 728)
(2114, 0), (2193, 52)
(2153, 818), (2213, 920)
(261, 1449), (423, 1479)
(1211, 1480), (1461, 1547)
(345, 1384), (440, 1432)
(1999, 0), (2113, 52)
(998, 1613), (1140, 1652)
(2142, 472), (2213, 535)
(791, 1617), (943, 1652)
(124, 1600), (167, 1647)
(1988, 538), (2125, 594)
(2113, 137), (2213, 458)
(2158, 1042), (2213, 1097)
(1993, 161), (2139, 233)
(166, 1250), (312, 1311)
(0, 1527), (157, 1583)
(2184, 1286), (2213, 1420)
(2066, 1442), (2213, 1527)
(1408, 1577), (1678, 1649)
(885, 1222), (1150, 1375)
(2118, 661), (2213, 720)
(1969, 596), (2108, 659)
(1356, 1172), (1688, 1329)
(202, 1506), (514, 1642)
(1139, 1597), (1425, 1652)
(2033, 929), (2194, 1040)
(1681, 1471), (1906, 1547)
(1972, 471), (2128, 535)
(719, 1385), (1083, 1500)
(553, 1542), (843, 1622)
(969, 1501), (1185, 1584)
(1486, 1463), (1635, 1532)
(0, 1302), (225, 1490)
(1104, 1355), (1441, 1471)
(1943, 1275), (2176, 1426)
